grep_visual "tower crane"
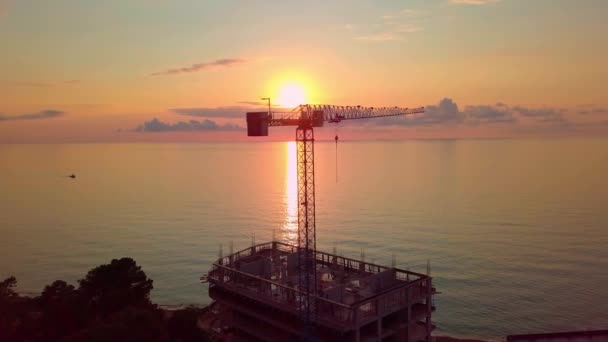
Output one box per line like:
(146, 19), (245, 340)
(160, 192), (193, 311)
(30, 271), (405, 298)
(246, 103), (424, 337)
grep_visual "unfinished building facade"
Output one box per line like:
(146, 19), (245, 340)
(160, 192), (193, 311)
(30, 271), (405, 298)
(204, 241), (436, 341)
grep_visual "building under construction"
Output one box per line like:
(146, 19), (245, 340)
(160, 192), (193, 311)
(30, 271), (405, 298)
(205, 241), (435, 341)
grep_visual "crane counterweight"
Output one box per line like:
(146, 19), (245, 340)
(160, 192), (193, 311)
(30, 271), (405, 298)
(246, 112), (270, 136)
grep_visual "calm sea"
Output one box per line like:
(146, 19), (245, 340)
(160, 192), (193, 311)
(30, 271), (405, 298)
(1, 139), (607, 340)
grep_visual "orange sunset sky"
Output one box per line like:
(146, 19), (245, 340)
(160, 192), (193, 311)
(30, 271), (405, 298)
(0, 0), (607, 143)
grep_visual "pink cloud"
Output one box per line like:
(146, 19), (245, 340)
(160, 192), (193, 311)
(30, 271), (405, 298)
(449, 0), (501, 4)
(151, 58), (246, 76)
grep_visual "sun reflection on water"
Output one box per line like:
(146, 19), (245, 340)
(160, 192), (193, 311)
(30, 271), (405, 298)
(282, 141), (298, 244)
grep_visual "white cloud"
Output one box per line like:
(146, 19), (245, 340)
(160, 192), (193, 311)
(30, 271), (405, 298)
(393, 24), (422, 33)
(354, 8), (423, 43)
(354, 33), (401, 42)
(449, 0), (501, 5)
(383, 8), (422, 20)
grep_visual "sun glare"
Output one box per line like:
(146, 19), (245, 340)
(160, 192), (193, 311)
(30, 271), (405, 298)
(277, 83), (307, 108)
(282, 141), (298, 244)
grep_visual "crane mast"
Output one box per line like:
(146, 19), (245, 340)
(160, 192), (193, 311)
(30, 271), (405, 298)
(296, 123), (316, 330)
(246, 104), (424, 338)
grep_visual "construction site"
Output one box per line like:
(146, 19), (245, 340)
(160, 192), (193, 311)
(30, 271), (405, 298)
(203, 104), (436, 341)
(206, 241), (435, 341)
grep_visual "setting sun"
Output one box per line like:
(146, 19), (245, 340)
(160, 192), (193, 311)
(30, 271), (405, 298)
(277, 83), (307, 108)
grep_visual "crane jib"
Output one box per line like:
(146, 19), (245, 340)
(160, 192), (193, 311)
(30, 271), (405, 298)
(246, 105), (424, 136)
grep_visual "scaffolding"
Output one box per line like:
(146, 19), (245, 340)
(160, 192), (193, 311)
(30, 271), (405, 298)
(205, 241), (436, 341)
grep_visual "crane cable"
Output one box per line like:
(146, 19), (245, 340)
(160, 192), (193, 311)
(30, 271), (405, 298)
(334, 126), (339, 183)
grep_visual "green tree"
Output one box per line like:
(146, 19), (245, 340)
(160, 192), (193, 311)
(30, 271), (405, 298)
(78, 258), (154, 317)
(37, 280), (86, 340)
(63, 307), (168, 342)
(0, 276), (18, 299)
(0, 276), (37, 342)
(0, 276), (19, 340)
(167, 306), (211, 342)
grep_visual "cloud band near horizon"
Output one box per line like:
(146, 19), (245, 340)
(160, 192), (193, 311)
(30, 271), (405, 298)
(135, 118), (243, 132)
(151, 58), (246, 76)
(0, 110), (65, 121)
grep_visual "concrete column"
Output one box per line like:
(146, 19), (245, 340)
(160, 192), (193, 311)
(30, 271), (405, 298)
(426, 279), (432, 342)
(406, 286), (411, 341)
(354, 310), (360, 342)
